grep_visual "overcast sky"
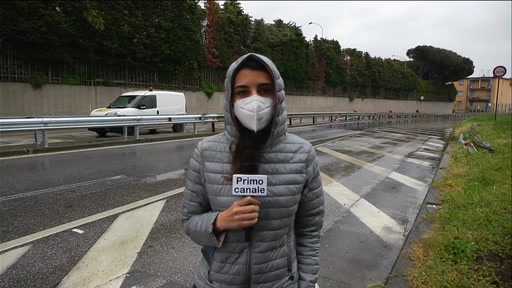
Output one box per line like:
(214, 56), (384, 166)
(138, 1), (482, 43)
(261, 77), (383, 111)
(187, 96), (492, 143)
(234, 1), (511, 78)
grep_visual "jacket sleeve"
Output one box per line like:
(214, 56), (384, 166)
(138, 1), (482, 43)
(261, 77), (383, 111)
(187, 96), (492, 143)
(182, 142), (224, 247)
(295, 145), (325, 288)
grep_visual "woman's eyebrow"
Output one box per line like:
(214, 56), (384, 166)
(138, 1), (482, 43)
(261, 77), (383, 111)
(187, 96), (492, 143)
(258, 83), (273, 88)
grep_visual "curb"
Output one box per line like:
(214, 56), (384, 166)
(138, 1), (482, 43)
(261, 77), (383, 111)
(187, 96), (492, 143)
(385, 142), (452, 287)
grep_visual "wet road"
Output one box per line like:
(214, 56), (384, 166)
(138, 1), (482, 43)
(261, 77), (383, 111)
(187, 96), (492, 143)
(0, 119), (458, 288)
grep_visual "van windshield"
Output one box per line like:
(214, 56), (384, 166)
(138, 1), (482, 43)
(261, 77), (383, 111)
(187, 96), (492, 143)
(108, 95), (143, 108)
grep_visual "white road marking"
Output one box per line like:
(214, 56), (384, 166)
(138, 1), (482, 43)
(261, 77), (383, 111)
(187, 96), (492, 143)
(0, 187), (184, 253)
(421, 145), (441, 151)
(340, 141), (431, 167)
(57, 200), (166, 288)
(142, 169), (185, 183)
(321, 173), (404, 244)
(0, 245), (31, 275)
(413, 151), (441, 158)
(72, 229), (84, 234)
(0, 176), (127, 202)
(406, 158), (434, 167)
(316, 147), (427, 191)
(426, 141), (444, 147)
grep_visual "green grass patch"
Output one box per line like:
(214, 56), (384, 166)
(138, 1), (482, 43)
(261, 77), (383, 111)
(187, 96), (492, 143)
(407, 114), (512, 288)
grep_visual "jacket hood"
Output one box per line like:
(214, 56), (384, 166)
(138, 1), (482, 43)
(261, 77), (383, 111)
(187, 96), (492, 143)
(224, 53), (287, 143)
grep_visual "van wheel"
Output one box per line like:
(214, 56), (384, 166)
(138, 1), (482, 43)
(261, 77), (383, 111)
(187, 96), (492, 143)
(96, 129), (108, 137)
(149, 129), (157, 134)
(172, 124), (184, 133)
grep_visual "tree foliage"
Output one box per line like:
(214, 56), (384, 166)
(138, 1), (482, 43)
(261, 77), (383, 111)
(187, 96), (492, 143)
(406, 45), (475, 82)
(0, 0), (471, 102)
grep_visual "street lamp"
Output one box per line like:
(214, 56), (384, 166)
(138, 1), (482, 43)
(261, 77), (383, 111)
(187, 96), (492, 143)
(309, 22), (323, 38)
(392, 54), (408, 69)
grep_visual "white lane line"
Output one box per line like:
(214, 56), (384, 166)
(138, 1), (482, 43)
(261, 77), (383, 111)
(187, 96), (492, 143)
(0, 245), (31, 275)
(142, 169), (185, 183)
(340, 141), (431, 167)
(321, 173), (404, 244)
(72, 229), (84, 234)
(0, 176), (127, 202)
(0, 187), (184, 253)
(57, 200), (166, 288)
(414, 151), (441, 158)
(316, 147), (427, 191)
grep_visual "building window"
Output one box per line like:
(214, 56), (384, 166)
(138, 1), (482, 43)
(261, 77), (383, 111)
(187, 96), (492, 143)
(458, 80), (464, 86)
(457, 91), (463, 96)
(457, 101), (462, 107)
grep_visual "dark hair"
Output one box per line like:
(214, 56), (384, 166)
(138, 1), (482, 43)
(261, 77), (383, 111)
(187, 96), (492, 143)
(228, 57), (275, 177)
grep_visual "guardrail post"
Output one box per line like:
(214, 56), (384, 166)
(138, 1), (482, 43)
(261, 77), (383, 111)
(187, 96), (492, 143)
(211, 122), (216, 133)
(34, 130), (40, 148)
(194, 123), (198, 134)
(289, 118), (292, 126)
(313, 117), (316, 124)
(135, 126), (140, 140)
(123, 126), (128, 140)
(42, 130), (48, 148)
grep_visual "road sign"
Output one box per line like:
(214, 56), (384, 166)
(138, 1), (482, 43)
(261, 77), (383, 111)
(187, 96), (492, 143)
(492, 66), (507, 78)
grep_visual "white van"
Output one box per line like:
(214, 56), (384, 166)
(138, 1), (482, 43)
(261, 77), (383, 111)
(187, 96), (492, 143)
(88, 88), (187, 136)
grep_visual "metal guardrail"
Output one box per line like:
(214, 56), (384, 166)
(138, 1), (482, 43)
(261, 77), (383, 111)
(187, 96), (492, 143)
(0, 112), (473, 148)
(0, 114), (222, 147)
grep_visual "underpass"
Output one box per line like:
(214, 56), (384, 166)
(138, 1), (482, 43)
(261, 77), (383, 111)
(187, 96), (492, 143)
(0, 119), (458, 288)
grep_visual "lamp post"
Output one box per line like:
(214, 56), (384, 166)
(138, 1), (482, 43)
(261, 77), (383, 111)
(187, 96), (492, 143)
(309, 22), (323, 38)
(392, 54), (408, 69)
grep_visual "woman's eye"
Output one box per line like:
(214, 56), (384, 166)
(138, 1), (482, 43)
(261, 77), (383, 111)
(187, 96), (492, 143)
(259, 88), (273, 95)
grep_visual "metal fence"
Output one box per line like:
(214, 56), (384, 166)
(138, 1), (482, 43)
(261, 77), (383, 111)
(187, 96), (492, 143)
(0, 112), (475, 148)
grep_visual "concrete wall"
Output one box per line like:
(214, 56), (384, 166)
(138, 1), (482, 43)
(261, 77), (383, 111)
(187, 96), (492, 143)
(0, 82), (453, 117)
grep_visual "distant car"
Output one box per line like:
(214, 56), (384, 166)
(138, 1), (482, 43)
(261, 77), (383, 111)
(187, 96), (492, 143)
(88, 88), (187, 136)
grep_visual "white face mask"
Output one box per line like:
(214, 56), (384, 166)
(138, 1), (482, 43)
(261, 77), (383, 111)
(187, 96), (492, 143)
(233, 95), (274, 132)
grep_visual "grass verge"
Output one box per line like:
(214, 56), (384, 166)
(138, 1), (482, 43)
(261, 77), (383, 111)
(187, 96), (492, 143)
(407, 114), (512, 287)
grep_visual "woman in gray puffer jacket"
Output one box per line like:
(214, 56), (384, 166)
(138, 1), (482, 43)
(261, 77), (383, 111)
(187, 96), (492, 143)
(182, 53), (325, 288)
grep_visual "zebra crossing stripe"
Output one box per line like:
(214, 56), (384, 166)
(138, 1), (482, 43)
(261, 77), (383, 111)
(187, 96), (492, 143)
(321, 173), (404, 244)
(57, 200), (167, 288)
(0, 245), (31, 275)
(316, 147), (427, 191)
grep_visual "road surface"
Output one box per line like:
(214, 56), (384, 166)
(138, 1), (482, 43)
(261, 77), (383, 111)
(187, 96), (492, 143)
(0, 119), (457, 288)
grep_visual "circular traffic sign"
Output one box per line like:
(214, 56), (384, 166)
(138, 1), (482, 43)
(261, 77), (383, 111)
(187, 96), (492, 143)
(493, 66), (507, 78)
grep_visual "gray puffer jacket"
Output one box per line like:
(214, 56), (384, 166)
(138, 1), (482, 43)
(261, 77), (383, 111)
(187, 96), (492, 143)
(182, 53), (325, 288)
